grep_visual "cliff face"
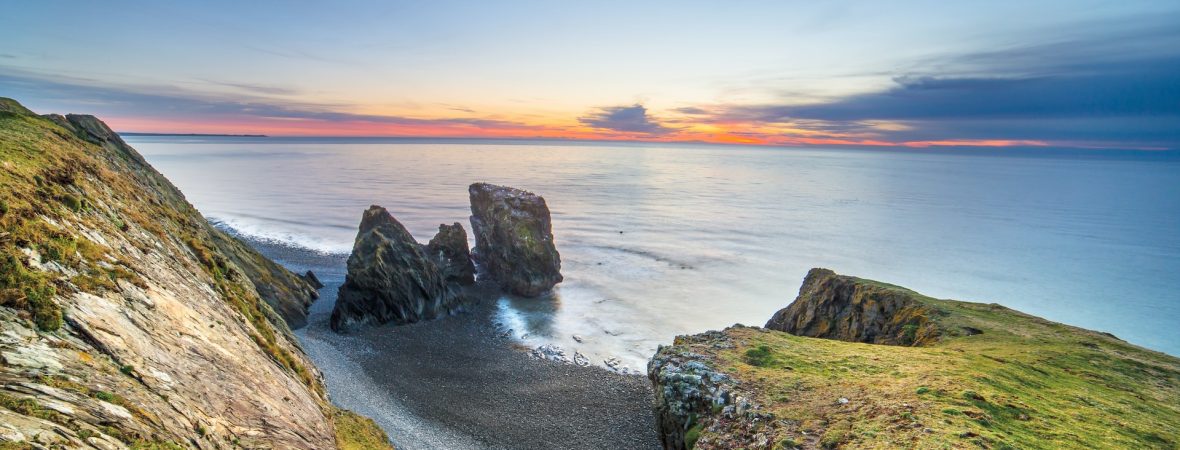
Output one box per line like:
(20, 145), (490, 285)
(651, 269), (1180, 450)
(0, 99), (389, 449)
(765, 268), (941, 346)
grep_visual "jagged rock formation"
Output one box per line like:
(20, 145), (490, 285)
(0, 98), (390, 449)
(468, 183), (562, 297)
(330, 206), (457, 332)
(765, 268), (941, 346)
(650, 270), (1180, 449)
(210, 229), (320, 329)
(426, 222), (475, 285)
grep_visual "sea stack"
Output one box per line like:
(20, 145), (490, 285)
(330, 206), (456, 332)
(468, 182), (563, 297)
(426, 222), (476, 285)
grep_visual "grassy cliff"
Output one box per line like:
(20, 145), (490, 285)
(0, 98), (391, 449)
(650, 269), (1180, 449)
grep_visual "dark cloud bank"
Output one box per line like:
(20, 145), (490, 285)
(700, 20), (1180, 150)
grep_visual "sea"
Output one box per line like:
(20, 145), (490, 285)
(125, 136), (1180, 366)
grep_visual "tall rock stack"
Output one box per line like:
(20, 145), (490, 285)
(468, 183), (563, 297)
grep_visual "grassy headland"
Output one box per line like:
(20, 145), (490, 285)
(652, 270), (1180, 449)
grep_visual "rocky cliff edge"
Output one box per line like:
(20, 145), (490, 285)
(0, 98), (390, 449)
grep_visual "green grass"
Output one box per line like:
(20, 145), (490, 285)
(333, 408), (395, 450)
(676, 277), (1180, 449)
(744, 344), (775, 367)
(685, 423), (703, 449)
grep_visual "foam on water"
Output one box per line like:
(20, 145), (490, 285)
(209, 216), (352, 255)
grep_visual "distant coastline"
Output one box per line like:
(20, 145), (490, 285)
(119, 132), (269, 137)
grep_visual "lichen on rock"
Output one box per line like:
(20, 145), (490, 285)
(649, 329), (775, 450)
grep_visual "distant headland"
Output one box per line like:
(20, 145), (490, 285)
(118, 132), (269, 137)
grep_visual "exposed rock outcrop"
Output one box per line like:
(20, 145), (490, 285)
(468, 182), (562, 297)
(330, 206), (457, 332)
(302, 270), (325, 289)
(0, 98), (390, 449)
(765, 268), (941, 346)
(649, 329), (773, 450)
(426, 222), (475, 285)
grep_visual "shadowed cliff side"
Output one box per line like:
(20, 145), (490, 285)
(0, 98), (390, 449)
(650, 269), (1180, 450)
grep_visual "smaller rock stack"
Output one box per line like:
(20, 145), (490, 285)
(468, 182), (563, 297)
(426, 222), (476, 285)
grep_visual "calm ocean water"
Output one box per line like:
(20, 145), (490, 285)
(126, 136), (1180, 367)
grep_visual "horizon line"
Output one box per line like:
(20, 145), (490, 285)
(115, 131), (1178, 154)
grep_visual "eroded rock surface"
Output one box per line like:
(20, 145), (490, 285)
(765, 268), (941, 346)
(330, 206), (457, 332)
(468, 183), (562, 297)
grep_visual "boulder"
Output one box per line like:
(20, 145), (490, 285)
(426, 222), (475, 285)
(330, 206), (456, 332)
(468, 183), (562, 296)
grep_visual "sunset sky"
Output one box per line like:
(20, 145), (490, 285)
(3, 1), (1178, 150)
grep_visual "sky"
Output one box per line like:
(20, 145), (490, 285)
(2, 0), (1178, 150)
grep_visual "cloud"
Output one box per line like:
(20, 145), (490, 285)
(753, 69), (1180, 122)
(0, 67), (526, 130)
(672, 106), (710, 116)
(678, 18), (1180, 150)
(578, 104), (672, 135)
(199, 79), (301, 96)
